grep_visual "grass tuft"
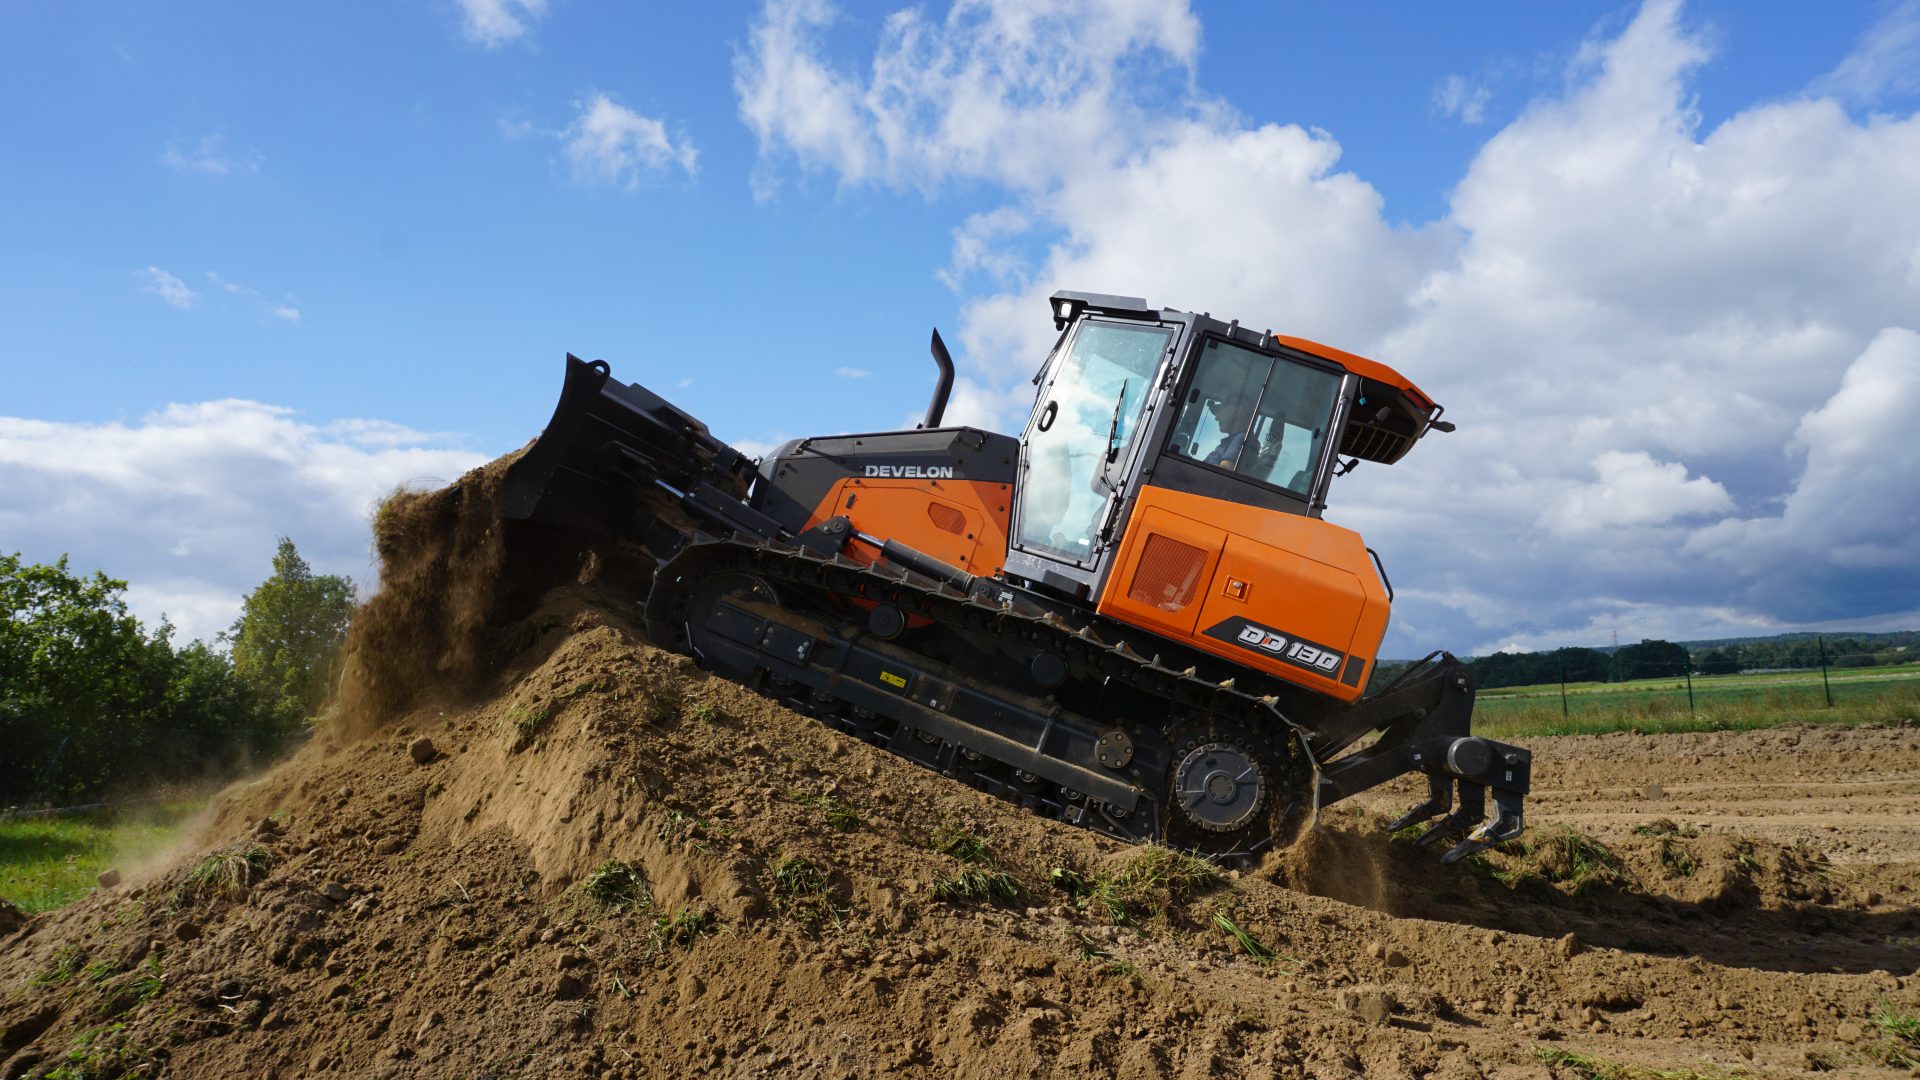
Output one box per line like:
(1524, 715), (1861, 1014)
(1872, 998), (1920, 1070)
(181, 843), (274, 902)
(1493, 826), (1627, 892)
(579, 860), (649, 909)
(1086, 846), (1225, 924)
(649, 906), (716, 950)
(1067, 930), (1137, 977)
(789, 790), (860, 833)
(31, 945), (85, 987)
(507, 704), (552, 748)
(1532, 1046), (1742, 1080)
(768, 856), (842, 928)
(931, 866), (1026, 907)
(1213, 912), (1275, 965)
(44, 1022), (161, 1080)
(929, 825), (991, 864)
(1632, 822), (1701, 878)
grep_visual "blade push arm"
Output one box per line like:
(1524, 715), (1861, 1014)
(1311, 653), (1530, 863)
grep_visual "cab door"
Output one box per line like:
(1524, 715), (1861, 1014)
(1007, 318), (1174, 587)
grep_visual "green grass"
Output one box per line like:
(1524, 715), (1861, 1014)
(928, 825), (991, 864)
(931, 866), (1025, 907)
(0, 802), (200, 914)
(43, 1022), (161, 1080)
(506, 704), (552, 747)
(1532, 1046), (1742, 1080)
(1492, 825), (1629, 892)
(1872, 998), (1920, 1070)
(768, 856), (842, 928)
(1212, 912), (1276, 965)
(650, 906), (717, 949)
(788, 790), (860, 833)
(579, 860), (650, 909)
(1067, 930), (1137, 977)
(1086, 846), (1225, 925)
(181, 842), (274, 902)
(1474, 666), (1920, 738)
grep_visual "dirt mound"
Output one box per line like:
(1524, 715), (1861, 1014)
(5, 462), (1920, 1078)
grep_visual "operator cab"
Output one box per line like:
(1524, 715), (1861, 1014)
(1003, 291), (1444, 605)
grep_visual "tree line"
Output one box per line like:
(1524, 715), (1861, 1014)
(1459, 631), (1914, 690)
(0, 540), (353, 806)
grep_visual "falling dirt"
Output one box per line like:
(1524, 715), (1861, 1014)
(3, 459), (1918, 1078)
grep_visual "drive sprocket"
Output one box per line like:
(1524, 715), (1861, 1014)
(1163, 719), (1306, 858)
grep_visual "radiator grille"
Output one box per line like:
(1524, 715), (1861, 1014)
(1128, 534), (1208, 612)
(926, 502), (967, 535)
(1340, 421), (1411, 463)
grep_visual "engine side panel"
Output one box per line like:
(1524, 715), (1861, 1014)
(751, 428), (1016, 574)
(1097, 485), (1389, 703)
(810, 477), (1011, 576)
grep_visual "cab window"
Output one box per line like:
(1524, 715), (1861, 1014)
(1169, 339), (1342, 497)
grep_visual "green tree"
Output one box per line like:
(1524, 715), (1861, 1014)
(1609, 639), (1690, 682)
(1, 554), (288, 804)
(1, 554), (151, 800)
(226, 538), (355, 724)
(1696, 648), (1739, 676)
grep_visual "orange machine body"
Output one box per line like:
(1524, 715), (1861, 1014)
(803, 477), (1013, 579)
(796, 473), (1384, 703)
(1095, 485), (1385, 704)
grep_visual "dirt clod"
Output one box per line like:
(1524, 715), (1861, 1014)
(1338, 986), (1397, 1026)
(408, 736), (438, 764)
(96, 869), (120, 888)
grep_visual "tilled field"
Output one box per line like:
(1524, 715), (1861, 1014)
(2, 460), (1916, 1079)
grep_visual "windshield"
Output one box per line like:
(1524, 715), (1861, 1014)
(1169, 338), (1342, 497)
(1016, 321), (1169, 565)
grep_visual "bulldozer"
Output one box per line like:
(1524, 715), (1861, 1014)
(501, 290), (1530, 863)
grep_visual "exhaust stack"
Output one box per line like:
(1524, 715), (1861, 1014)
(922, 329), (955, 429)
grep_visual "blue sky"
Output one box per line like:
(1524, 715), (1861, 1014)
(3, 0), (1917, 657)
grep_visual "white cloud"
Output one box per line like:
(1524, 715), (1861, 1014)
(0, 402), (488, 644)
(202, 271), (301, 322)
(141, 266), (197, 310)
(456, 0), (547, 48)
(833, 366), (872, 379)
(1433, 74), (1493, 124)
(1811, 0), (1920, 106)
(936, 206), (1033, 289)
(160, 134), (261, 176)
(1541, 451), (1732, 537)
(563, 94), (698, 188)
(733, 0), (1920, 652)
(1683, 328), (1920, 617)
(735, 0), (1201, 196)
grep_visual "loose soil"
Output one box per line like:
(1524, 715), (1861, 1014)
(3, 457), (1917, 1078)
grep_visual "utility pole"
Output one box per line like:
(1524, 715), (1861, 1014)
(1559, 656), (1569, 721)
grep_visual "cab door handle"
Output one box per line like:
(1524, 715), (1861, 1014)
(1037, 400), (1058, 432)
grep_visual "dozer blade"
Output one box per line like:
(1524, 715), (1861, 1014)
(501, 354), (777, 541)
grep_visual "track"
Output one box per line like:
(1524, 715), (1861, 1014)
(639, 532), (1316, 857)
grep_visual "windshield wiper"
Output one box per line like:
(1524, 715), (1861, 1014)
(1104, 379), (1129, 464)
